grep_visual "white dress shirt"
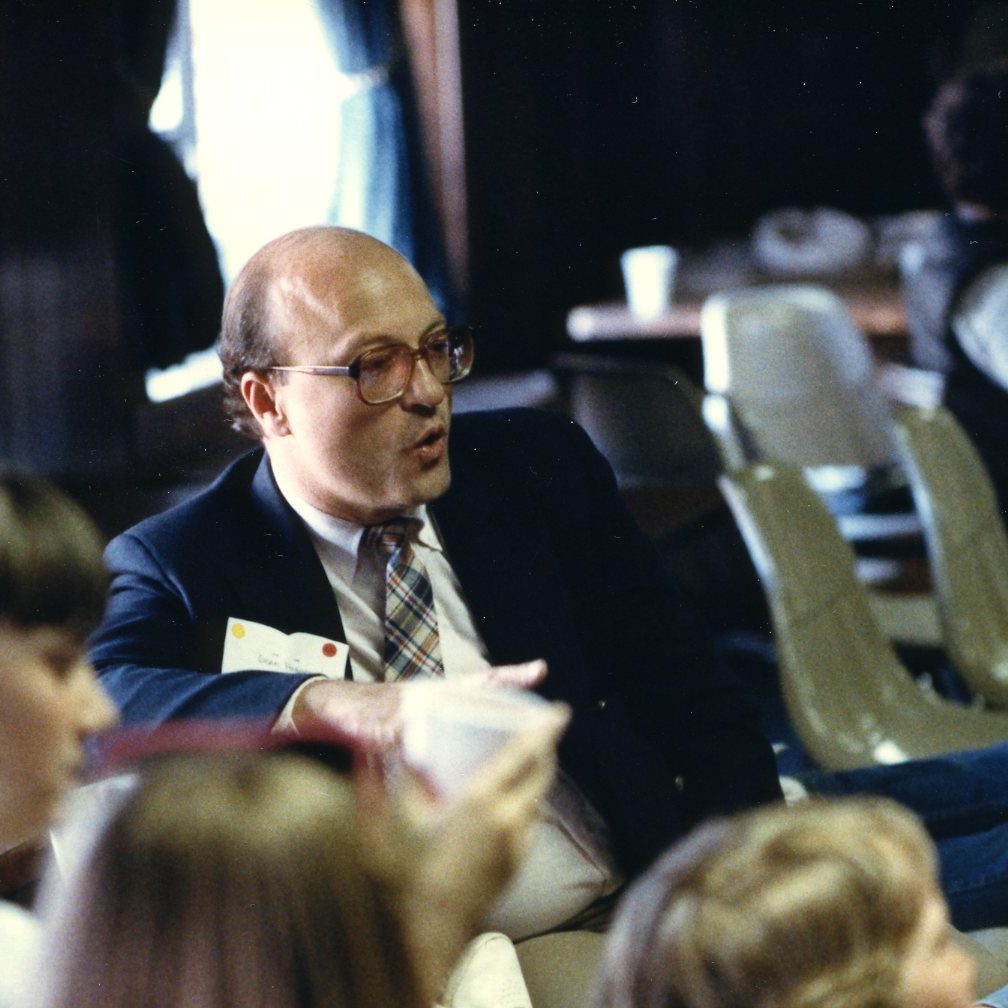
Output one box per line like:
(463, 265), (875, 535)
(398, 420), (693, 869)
(274, 476), (622, 939)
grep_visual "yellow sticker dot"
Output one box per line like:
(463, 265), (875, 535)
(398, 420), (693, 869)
(232, 623), (245, 638)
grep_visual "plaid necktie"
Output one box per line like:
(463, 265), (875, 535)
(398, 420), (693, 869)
(363, 519), (445, 680)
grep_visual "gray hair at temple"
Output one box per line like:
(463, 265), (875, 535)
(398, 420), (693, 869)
(216, 230), (306, 439)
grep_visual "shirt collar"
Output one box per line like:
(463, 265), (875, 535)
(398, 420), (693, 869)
(273, 471), (442, 578)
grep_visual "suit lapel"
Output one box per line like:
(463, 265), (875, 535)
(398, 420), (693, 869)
(238, 454), (349, 652)
(432, 442), (577, 692)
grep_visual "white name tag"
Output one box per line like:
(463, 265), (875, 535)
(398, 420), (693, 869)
(221, 617), (349, 679)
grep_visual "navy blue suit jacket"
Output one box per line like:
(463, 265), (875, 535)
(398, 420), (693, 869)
(90, 408), (781, 874)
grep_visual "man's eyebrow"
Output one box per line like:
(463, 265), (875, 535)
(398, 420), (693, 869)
(308, 318), (446, 366)
(347, 317), (447, 350)
(421, 317), (448, 335)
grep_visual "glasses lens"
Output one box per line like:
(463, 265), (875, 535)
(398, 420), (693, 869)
(424, 327), (474, 384)
(357, 345), (414, 404)
(355, 328), (474, 403)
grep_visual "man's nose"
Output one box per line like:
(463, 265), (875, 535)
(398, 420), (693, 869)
(403, 354), (446, 408)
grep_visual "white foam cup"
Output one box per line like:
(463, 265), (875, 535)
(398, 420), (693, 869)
(620, 244), (679, 317)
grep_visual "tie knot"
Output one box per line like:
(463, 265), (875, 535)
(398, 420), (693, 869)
(363, 518), (418, 559)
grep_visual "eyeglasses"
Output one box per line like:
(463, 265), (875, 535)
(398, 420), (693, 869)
(268, 325), (474, 405)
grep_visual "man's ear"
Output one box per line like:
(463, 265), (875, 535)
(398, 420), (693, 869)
(241, 371), (290, 437)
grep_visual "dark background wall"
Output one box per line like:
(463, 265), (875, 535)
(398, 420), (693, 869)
(0, 0), (223, 494)
(459, 0), (1008, 371)
(4, 0), (1008, 496)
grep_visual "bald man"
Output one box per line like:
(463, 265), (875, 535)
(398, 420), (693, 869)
(90, 226), (781, 939)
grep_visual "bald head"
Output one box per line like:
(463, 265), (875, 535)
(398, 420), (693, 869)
(217, 227), (433, 439)
(221, 226), (453, 521)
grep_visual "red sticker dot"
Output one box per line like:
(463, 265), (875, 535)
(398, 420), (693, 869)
(322, 642), (337, 658)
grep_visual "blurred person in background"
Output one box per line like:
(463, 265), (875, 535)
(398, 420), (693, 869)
(904, 59), (1008, 510)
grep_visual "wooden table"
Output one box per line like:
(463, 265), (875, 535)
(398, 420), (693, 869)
(567, 280), (907, 343)
(567, 240), (908, 349)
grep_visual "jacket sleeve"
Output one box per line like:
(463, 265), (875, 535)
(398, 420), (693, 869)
(88, 530), (313, 727)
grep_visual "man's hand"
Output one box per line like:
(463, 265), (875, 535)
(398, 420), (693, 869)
(291, 678), (403, 748)
(475, 658), (548, 691)
(290, 659), (549, 751)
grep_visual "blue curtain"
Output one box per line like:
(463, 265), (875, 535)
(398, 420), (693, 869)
(315, 0), (455, 318)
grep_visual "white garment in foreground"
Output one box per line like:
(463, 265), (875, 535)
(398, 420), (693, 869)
(440, 932), (532, 1008)
(0, 900), (39, 1008)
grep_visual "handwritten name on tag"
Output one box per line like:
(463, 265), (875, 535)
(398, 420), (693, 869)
(221, 617), (349, 679)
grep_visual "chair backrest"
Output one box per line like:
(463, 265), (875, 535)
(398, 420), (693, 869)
(893, 406), (1008, 706)
(700, 285), (899, 474)
(554, 355), (723, 486)
(719, 460), (1008, 768)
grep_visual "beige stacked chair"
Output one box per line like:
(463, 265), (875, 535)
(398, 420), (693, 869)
(719, 460), (1008, 770)
(700, 285), (920, 552)
(893, 406), (1008, 708)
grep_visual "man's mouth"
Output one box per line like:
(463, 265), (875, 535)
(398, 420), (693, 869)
(412, 424), (447, 461)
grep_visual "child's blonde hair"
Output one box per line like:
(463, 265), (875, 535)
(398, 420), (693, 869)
(599, 797), (937, 1008)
